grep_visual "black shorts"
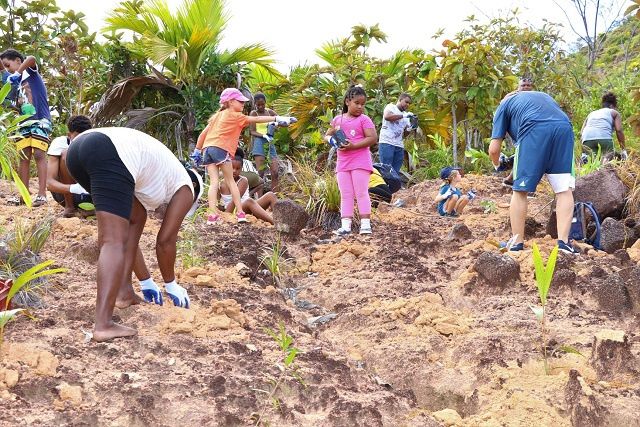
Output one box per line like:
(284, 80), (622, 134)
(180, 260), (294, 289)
(66, 132), (135, 219)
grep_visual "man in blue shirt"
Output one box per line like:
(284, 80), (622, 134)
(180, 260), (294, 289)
(489, 91), (578, 254)
(1, 49), (52, 207)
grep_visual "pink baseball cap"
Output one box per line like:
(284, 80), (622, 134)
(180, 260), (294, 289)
(220, 88), (249, 103)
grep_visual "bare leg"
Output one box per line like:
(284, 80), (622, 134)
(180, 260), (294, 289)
(33, 148), (47, 197)
(93, 210), (137, 342)
(116, 198), (147, 309)
(269, 157), (279, 193)
(18, 147), (33, 193)
(256, 192), (277, 210)
(157, 186), (192, 283)
(445, 195), (459, 213)
(555, 190), (574, 242)
(59, 151), (77, 217)
(455, 196), (469, 214)
(242, 198), (273, 224)
(254, 155), (266, 178)
(510, 191), (528, 244)
(206, 164), (220, 214)
(220, 162), (244, 215)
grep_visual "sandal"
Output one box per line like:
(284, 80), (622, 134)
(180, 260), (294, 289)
(32, 195), (47, 207)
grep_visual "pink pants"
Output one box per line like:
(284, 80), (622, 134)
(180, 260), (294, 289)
(337, 169), (371, 217)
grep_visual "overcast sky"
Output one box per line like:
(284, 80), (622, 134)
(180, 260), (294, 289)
(55, 0), (628, 72)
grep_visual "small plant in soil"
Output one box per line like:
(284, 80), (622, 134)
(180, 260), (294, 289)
(480, 200), (498, 214)
(259, 234), (292, 287)
(0, 260), (66, 346)
(253, 322), (303, 426)
(177, 221), (205, 269)
(530, 242), (558, 375)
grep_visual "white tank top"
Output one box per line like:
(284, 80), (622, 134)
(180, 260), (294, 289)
(220, 184), (250, 209)
(582, 108), (614, 142)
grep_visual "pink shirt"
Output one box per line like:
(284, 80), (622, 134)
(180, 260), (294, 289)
(330, 113), (375, 172)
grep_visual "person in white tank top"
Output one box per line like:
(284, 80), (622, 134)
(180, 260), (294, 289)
(580, 92), (627, 159)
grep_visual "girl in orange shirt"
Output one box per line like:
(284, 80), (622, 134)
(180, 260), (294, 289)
(193, 88), (295, 224)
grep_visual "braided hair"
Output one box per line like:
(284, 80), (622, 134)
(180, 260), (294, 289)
(342, 84), (366, 114)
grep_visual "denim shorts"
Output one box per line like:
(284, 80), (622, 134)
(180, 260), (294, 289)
(252, 137), (278, 158)
(203, 146), (231, 165)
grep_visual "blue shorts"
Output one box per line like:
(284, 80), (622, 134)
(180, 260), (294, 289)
(203, 146), (231, 166)
(513, 124), (575, 193)
(252, 137), (278, 158)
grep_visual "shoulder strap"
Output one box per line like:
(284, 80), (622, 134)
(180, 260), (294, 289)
(582, 202), (601, 249)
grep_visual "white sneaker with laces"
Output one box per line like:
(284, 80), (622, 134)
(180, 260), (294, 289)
(333, 227), (351, 236)
(359, 226), (372, 235)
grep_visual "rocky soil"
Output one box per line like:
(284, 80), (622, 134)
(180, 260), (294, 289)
(1, 173), (639, 427)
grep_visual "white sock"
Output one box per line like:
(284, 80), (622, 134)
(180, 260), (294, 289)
(361, 218), (371, 229)
(139, 277), (155, 289)
(341, 218), (352, 231)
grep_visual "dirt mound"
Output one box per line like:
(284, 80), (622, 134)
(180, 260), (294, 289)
(2, 176), (640, 426)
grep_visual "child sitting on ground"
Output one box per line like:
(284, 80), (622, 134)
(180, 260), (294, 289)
(435, 166), (473, 217)
(219, 148), (277, 224)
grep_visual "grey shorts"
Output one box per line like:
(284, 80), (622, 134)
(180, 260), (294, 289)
(203, 146), (231, 165)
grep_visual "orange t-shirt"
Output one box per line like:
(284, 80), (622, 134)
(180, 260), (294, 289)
(202, 109), (250, 155)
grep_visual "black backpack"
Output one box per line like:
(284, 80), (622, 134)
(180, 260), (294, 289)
(373, 163), (402, 193)
(569, 202), (601, 250)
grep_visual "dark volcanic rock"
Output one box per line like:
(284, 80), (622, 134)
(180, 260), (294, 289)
(589, 273), (632, 314)
(600, 217), (638, 254)
(447, 223), (473, 241)
(273, 199), (310, 236)
(565, 369), (607, 426)
(590, 330), (636, 381)
(474, 252), (520, 287)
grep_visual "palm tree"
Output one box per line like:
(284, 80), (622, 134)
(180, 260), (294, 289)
(91, 0), (281, 154)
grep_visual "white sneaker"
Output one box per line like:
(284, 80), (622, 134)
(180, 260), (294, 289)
(333, 227), (351, 236)
(359, 226), (372, 235)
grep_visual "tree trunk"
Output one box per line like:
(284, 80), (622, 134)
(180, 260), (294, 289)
(451, 104), (458, 167)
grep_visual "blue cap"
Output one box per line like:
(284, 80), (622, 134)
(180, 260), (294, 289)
(439, 166), (460, 180)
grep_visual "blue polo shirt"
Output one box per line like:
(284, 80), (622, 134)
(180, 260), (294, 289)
(22, 66), (51, 121)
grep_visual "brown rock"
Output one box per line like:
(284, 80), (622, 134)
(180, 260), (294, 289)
(36, 350), (59, 376)
(600, 217), (637, 254)
(0, 369), (19, 388)
(57, 382), (83, 406)
(627, 239), (640, 263)
(447, 224), (473, 241)
(590, 273), (632, 314)
(624, 266), (640, 312)
(273, 199), (309, 236)
(432, 408), (462, 426)
(565, 369), (606, 426)
(184, 266), (208, 277)
(66, 238), (100, 264)
(473, 252), (520, 287)
(590, 330), (636, 381)
(195, 275), (214, 287)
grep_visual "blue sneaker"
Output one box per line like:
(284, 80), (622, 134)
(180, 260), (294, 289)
(499, 241), (524, 251)
(558, 240), (579, 255)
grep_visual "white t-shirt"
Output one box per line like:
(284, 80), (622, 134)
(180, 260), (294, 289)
(379, 103), (409, 148)
(81, 128), (194, 211)
(47, 136), (69, 156)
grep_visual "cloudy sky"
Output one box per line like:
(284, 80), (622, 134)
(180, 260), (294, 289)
(56, 0), (628, 72)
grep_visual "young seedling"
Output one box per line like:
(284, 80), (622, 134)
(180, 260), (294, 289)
(253, 322), (303, 426)
(259, 234), (291, 287)
(480, 200), (498, 214)
(0, 260), (66, 345)
(530, 242), (558, 375)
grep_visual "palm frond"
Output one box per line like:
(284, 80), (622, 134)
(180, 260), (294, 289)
(90, 72), (180, 125)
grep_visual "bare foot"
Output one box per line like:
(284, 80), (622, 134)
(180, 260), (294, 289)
(115, 293), (144, 309)
(92, 322), (137, 342)
(63, 207), (77, 218)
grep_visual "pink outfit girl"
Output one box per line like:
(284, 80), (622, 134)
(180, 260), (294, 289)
(330, 113), (375, 217)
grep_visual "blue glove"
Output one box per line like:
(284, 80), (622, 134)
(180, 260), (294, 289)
(140, 279), (163, 305)
(190, 148), (203, 167)
(165, 281), (190, 308)
(8, 72), (21, 85)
